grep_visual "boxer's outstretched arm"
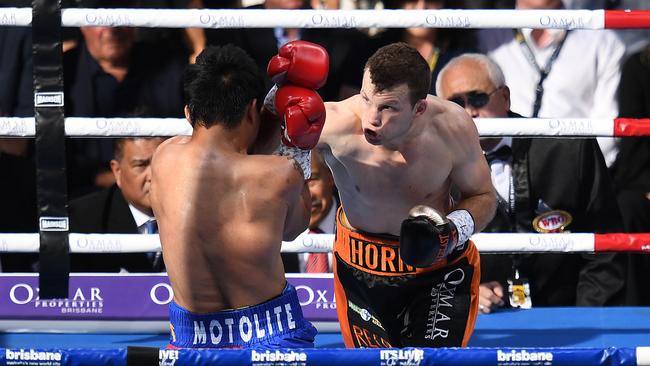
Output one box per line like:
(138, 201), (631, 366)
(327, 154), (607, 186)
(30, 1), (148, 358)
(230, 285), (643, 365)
(282, 162), (311, 241)
(448, 114), (497, 233)
(452, 172), (496, 233)
(317, 99), (351, 150)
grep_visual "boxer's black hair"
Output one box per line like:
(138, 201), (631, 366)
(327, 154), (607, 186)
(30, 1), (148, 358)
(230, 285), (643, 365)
(183, 45), (265, 129)
(365, 42), (430, 106)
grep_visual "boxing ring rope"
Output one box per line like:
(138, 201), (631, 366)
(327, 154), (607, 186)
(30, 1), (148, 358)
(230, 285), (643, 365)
(2, 8), (650, 29)
(2, 117), (650, 137)
(0, 232), (649, 253)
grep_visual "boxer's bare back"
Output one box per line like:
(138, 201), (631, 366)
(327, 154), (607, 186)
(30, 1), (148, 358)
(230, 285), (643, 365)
(151, 134), (309, 313)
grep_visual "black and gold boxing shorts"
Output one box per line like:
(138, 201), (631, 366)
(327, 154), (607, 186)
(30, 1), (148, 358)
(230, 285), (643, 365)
(333, 208), (480, 348)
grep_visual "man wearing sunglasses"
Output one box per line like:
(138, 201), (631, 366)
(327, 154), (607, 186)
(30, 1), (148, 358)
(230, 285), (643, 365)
(436, 53), (625, 314)
(317, 43), (496, 348)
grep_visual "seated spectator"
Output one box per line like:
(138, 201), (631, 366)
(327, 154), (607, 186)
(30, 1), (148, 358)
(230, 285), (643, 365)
(376, 0), (477, 94)
(0, 26), (32, 118)
(68, 137), (166, 272)
(611, 46), (650, 305)
(436, 54), (625, 311)
(0, 25), (38, 271)
(283, 149), (338, 273)
(64, 0), (185, 197)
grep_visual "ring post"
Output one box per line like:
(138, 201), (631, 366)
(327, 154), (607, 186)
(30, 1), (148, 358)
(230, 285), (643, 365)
(32, 0), (70, 299)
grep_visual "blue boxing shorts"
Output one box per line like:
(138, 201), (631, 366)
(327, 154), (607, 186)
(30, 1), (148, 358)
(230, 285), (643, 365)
(168, 282), (317, 349)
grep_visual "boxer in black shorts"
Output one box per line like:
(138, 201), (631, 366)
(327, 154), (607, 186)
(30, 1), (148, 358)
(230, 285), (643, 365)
(317, 43), (496, 348)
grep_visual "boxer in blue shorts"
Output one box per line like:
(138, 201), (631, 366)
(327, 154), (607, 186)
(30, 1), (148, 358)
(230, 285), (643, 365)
(168, 283), (316, 349)
(150, 43), (329, 349)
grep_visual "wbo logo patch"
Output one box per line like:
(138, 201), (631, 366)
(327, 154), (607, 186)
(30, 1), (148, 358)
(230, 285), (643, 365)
(532, 210), (572, 233)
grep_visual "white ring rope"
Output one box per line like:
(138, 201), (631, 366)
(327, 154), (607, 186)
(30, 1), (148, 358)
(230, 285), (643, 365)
(2, 117), (650, 137)
(0, 8), (613, 29)
(476, 118), (613, 137)
(1, 232), (649, 253)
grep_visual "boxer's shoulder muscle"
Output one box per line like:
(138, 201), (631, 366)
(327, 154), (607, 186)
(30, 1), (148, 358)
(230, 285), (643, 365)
(426, 97), (479, 148)
(151, 136), (190, 178)
(322, 95), (361, 144)
(241, 154), (305, 200)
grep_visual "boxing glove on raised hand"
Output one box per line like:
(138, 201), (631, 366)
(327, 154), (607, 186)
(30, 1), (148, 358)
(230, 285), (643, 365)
(267, 40), (329, 90)
(275, 84), (326, 150)
(399, 206), (474, 268)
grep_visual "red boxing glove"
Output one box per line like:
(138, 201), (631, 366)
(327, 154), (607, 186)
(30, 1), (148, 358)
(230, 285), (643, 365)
(275, 85), (326, 150)
(267, 40), (329, 90)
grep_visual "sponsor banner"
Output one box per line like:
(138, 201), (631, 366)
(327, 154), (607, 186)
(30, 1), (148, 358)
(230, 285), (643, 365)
(0, 347), (640, 366)
(1, 348), (125, 366)
(287, 275), (336, 321)
(0, 274), (336, 322)
(0, 275), (170, 320)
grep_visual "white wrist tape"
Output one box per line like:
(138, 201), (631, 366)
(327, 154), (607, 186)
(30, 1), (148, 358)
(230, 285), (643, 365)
(264, 84), (278, 115)
(273, 143), (312, 179)
(448, 209), (475, 245)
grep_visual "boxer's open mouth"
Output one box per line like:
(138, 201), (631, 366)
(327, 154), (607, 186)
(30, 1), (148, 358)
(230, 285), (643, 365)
(364, 129), (380, 144)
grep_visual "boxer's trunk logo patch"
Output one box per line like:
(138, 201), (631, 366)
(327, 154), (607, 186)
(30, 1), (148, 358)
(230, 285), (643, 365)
(348, 300), (385, 330)
(191, 304), (297, 347)
(425, 267), (466, 342)
(349, 238), (415, 274)
(347, 300), (391, 348)
(388, 258), (474, 347)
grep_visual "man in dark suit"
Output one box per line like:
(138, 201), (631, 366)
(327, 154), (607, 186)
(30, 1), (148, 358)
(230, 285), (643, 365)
(0, 25), (39, 272)
(205, 0), (372, 102)
(68, 137), (166, 272)
(0, 25), (35, 232)
(64, 0), (185, 197)
(437, 53), (625, 311)
(612, 46), (650, 305)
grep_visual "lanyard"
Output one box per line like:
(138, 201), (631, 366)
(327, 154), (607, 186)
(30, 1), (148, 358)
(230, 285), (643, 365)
(508, 168), (515, 215)
(428, 48), (440, 72)
(514, 29), (568, 118)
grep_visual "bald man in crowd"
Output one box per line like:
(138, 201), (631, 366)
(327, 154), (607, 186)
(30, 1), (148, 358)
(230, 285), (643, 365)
(436, 53), (625, 312)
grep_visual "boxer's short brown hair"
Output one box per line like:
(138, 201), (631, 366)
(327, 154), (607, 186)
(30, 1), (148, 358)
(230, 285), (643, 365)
(364, 42), (430, 106)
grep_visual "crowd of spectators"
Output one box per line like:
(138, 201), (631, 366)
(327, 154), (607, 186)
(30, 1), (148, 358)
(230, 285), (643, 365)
(1, 0), (649, 308)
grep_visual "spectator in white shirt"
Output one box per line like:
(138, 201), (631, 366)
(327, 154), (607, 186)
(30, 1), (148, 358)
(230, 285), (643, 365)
(477, 0), (626, 167)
